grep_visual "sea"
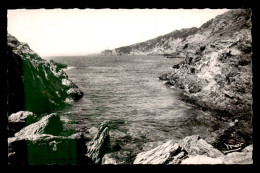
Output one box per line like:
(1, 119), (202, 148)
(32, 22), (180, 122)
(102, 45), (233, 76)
(46, 55), (229, 157)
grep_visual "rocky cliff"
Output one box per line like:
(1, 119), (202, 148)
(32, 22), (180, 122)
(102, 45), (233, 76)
(7, 34), (83, 115)
(7, 34), (88, 165)
(158, 9), (253, 151)
(103, 27), (198, 56)
(159, 9), (252, 118)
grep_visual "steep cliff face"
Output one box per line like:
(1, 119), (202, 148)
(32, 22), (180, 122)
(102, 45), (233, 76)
(7, 34), (83, 115)
(158, 9), (253, 151)
(159, 9), (252, 119)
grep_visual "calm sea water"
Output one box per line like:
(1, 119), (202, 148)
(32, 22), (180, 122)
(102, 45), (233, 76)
(47, 55), (229, 155)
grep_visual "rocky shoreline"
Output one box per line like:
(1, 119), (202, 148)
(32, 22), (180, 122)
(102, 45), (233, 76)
(8, 111), (253, 165)
(7, 9), (253, 165)
(158, 9), (253, 155)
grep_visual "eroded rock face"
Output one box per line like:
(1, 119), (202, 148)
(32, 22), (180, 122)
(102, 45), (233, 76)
(159, 9), (252, 118)
(7, 34), (83, 115)
(86, 121), (111, 164)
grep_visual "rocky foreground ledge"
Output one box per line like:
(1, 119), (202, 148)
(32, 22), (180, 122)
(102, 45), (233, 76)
(133, 135), (252, 164)
(8, 111), (252, 165)
(8, 111), (111, 165)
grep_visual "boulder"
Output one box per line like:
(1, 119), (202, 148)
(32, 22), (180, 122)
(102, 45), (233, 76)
(133, 135), (224, 164)
(178, 135), (224, 158)
(14, 113), (63, 138)
(86, 121), (111, 164)
(8, 111), (37, 124)
(133, 140), (186, 164)
(8, 111), (37, 136)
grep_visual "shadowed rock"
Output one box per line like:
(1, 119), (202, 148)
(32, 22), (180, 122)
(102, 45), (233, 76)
(222, 144), (253, 164)
(7, 34), (83, 115)
(86, 121), (111, 164)
(8, 113), (92, 165)
(8, 132), (93, 165)
(212, 119), (252, 152)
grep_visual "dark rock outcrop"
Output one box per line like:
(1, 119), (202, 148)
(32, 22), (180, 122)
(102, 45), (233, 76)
(7, 34), (83, 115)
(212, 120), (252, 152)
(86, 121), (111, 164)
(7, 34), (87, 165)
(8, 113), (94, 165)
(8, 133), (92, 165)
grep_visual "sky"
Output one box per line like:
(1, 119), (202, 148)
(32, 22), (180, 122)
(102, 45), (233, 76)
(7, 9), (230, 57)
